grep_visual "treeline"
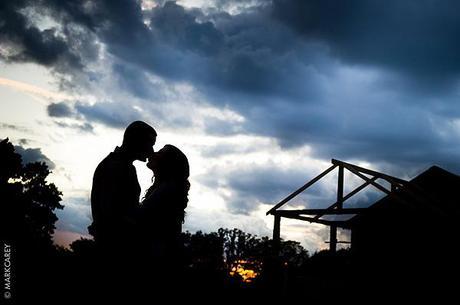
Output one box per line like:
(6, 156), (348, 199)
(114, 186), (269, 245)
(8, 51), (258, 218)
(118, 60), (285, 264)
(64, 228), (351, 300)
(67, 227), (311, 283)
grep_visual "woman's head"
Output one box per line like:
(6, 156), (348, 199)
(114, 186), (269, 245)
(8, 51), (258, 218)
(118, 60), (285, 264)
(147, 144), (189, 181)
(145, 144), (190, 223)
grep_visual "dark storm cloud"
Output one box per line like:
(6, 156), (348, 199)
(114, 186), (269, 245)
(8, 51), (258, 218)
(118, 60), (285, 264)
(45, 99), (146, 131)
(119, 0), (460, 96)
(145, 1), (326, 100)
(272, 0), (460, 79)
(14, 144), (56, 169)
(112, 63), (171, 101)
(240, 94), (460, 173)
(74, 102), (144, 128)
(150, 2), (225, 57)
(47, 102), (74, 117)
(3, 0), (460, 174)
(45, 102), (95, 132)
(1, 1), (327, 107)
(32, 0), (322, 100)
(5, 0), (460, 99)
(0, 0), (83, 68)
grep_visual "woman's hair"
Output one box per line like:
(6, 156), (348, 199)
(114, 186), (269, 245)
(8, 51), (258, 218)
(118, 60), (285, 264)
(144, 144), (190, 223)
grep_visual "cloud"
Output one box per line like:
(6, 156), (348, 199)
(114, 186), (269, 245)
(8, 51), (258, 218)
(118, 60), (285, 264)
(47, 101), (74, 117)
(0, 123), (31, 133)
(74, 101), (146, 128)
(221, 165), (312, 214)
(5, 1), (460, 98)
(271, 0), (460, 87)
(45, 99), (147, 130)
(11, 0), (323, 101)
(0, 77), (72, 100)
(54, 121), (94, 133)
(0, 1), (83, 68)
(45, 101), (95, 132)
(14, 144), (56, 169)
(137, 1), (329, 101)
(55, 196), (92, 235)
(196, 155), (336, 215)
(112, 63), (166, 100)
(3, 0), (459, 179)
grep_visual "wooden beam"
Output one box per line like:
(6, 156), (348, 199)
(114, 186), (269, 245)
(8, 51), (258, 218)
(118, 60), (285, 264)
(337, 165), (344, 209)
(344, 163), (414, 209)
(276, 208), (370, 216)
(325, 241), (351, 244)
(336, 161), (443, 216)
(341, 163), (392, 195)
(276, 213), (349, 228)
(266, 163), (337, 215)
(391, 183), (397, 192)
(332, 159), (408, 185)
(313, 176), (378, 220)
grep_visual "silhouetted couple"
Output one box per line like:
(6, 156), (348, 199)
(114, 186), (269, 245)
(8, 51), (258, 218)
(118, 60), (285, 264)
(88, 121), (190, 301)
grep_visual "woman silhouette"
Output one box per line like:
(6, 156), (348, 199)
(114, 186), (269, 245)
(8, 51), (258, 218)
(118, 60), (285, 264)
(139, 144), (190, 281)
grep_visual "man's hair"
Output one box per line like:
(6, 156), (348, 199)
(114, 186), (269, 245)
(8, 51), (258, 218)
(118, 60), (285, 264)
(122, 121), (157, 147)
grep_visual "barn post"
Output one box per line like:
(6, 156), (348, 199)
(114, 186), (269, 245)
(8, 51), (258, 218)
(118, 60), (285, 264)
(330, 165), (344, 252)
(330, 224), (338, 252)
(273, 214), (281, 253)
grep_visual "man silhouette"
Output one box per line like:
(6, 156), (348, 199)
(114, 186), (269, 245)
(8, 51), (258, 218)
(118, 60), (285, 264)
(89, 121), (156, 252)
(88, 121), (156, 302)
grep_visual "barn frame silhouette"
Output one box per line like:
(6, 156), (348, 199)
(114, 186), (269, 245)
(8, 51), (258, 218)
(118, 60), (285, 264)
(266, 159), (420, 252)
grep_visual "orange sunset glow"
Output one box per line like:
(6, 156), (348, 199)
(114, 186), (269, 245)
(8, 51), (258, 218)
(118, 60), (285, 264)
(229, 260), (262, 283)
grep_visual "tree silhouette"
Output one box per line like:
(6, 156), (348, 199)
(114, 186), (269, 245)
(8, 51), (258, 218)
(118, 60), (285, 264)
(1, 138), (63, 247)
(1, 138), (63, 303)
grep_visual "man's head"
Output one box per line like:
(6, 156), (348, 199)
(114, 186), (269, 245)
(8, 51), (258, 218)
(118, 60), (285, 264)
(122, 121), (157, 161)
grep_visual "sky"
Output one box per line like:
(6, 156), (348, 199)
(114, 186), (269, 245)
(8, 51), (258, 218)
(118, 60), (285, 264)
(1, 0), (460, 253)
